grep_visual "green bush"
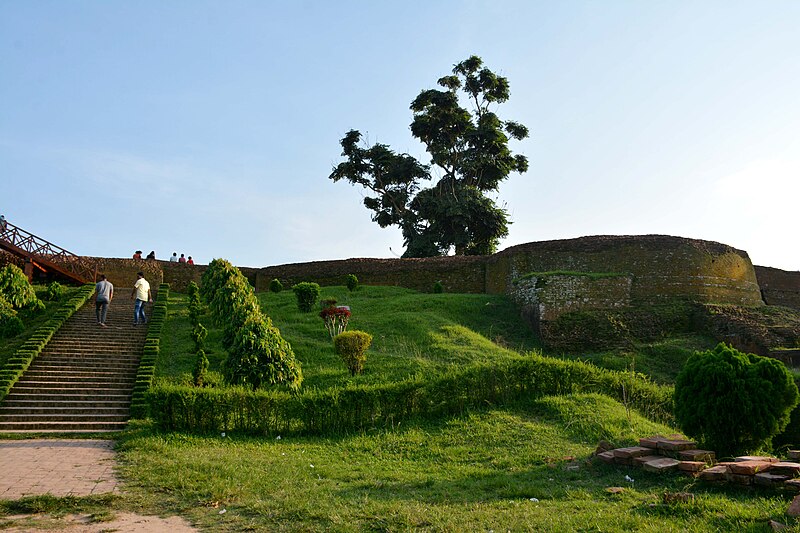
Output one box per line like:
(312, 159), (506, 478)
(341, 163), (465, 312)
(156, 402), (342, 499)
(191, 323), (207, 352)
(146, 352), (673, 435)
(0, 264), (40, 310)
(433, 281), (444, 294)
(292, 282), (321, 312)
(193, 349), (210, 387)
(269, 278), (284, 293)
(45, 281), (66, 301)
(334, 330), (373, 376)
(0, 297), (23, 338)
(675, 343), (799, 457)
(346, 274), (359, 292)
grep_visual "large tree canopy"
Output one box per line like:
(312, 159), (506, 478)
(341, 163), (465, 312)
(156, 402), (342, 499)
(329, 55), (530, 257)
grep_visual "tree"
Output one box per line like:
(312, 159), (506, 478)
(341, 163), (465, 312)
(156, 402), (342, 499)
(330, 55), (529, 257)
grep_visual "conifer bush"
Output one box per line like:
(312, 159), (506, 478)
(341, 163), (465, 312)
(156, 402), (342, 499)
(433, 280), (444, 294)
(269, 278), (284, 293)
(292, 282), (321, 312)
(333, 330), (373, 376)
(674, 343), (799, 457)
(193, 349), (209, 387)
(346, 274), (359, 292)
(45, 281), (65, 301)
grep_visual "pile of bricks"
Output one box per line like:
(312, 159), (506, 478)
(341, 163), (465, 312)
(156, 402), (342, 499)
(597, 435), (800, 489)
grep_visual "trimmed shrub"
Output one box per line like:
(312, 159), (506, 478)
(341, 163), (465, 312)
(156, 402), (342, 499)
(269, 278), (284, 293)
(224, 314), (303, 391)
(675, 343), (799, 457)
(192, 323), (207, 352)
(292, 282), (321, 312)
(193, 349), (210, 387)
(334, 330), (373, 376)
(45, 281), (66, 301)
(432, 280), (444, 294)
(346, 274), (359, 292)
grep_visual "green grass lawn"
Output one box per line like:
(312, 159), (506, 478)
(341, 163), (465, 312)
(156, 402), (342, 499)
(110, 393), (793, 531)
(157, 285), (541, 390)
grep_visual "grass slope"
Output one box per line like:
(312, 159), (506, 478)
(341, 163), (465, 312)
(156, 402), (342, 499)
(113, 393), (791, 531)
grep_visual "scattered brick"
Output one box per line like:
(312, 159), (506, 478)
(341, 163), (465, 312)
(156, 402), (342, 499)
(597, 451), (616, 464)
(698, 465), (728, 482)
(726, 473), (754, 485)
(613, 446), (655, 459)
(788, 495), (800, 517)
(638, 437), (663, 449)
(662, 492), (694, 504)
(788, 450), (800, 461)
(678, 461), (707, 473)
(771, 462), (800, 477)
(634, 455), (664, 467)
(656, 439), (697, 452)
(734, 455), (780, 463)
(643, 458), (680, 473)
(679, 449), (716, 462)
(754, 472), (790, 486)
(785, 479), (800, 491)
(728, 460), (773, 475)
(769, 519), (788, 531)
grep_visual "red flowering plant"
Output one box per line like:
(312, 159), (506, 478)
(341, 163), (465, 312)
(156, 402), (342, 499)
(319, 304), (351, 338)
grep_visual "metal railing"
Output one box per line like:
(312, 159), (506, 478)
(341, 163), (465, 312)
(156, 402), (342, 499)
(0, 219), (97, 284)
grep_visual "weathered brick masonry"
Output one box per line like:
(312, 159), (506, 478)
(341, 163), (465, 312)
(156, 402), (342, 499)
(755, 265), (800, 310)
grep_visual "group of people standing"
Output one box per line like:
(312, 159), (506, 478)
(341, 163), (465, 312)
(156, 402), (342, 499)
(132, 250), (194, 265)
(94, 272), (152, 327)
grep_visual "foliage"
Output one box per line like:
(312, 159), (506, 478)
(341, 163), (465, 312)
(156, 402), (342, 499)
(224, 314), (302, 391)
(192, 349), (210, 387)
(433, 280), (444, 294)
(147, 351), (672, 435)
(292, 282), (320, 312)
(191, 323), (207, 352)
(346, 274), (359, 291)
(129, 283), (169, 418)
(674, 343), (799, 457)
(319, 305), (351, 338)
(201, 258), (303, 392)
(0, 296), (24, 338)
(329, 55), (529, 257)
(0, 264), (41, 310)
(269, 278), (284, 293)
(333, 330), (372, 375)
(44, 281), (66, 301)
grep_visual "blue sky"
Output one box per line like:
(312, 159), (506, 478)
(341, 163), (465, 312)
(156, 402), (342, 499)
(2, 1), (798, 270)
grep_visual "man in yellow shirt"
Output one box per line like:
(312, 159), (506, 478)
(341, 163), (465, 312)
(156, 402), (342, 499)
(131, 271), (152, 325)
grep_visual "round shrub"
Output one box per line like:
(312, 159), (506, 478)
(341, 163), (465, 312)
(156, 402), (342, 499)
(292, 282), (321, 312)
(346, 274), (359, 292)
(333, 330), (373, 376)
(674, 343), (799, 457)
(432, 280), (444, 294)
(269, 278), (284, 293)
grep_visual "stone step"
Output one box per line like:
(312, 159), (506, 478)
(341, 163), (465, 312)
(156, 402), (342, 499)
(22, 370), (138, 381)
(11, 382), (134, 393)
(0, 406), (129, 417)
(1, 399), (131, 409)
(0, 421), (128, 432)
(5, 391), (132, 402)
(37, 351), (142, 359)
(29, 361), (140, 371)
(0, 413), (129, 422)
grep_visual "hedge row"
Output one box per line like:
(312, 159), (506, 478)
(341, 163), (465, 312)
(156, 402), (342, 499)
(129, 283), (169, 419)
(0, 284), (95, 402)
(146, 353), (674, 435)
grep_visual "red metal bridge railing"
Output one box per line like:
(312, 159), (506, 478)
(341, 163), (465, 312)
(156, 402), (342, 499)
(0, 219), (97, 284)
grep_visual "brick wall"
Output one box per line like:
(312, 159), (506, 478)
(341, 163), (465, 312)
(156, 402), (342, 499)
(755, 266), (800, 310)
(255, 256), (487, 293)
(486, 235), (763, 307)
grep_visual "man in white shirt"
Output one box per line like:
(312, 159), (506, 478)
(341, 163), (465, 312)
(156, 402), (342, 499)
(170, 252), (178, 262)
(130, 271), (152, 325)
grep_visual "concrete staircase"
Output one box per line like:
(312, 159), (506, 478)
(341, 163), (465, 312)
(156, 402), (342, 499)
(0, 298), (148, 433)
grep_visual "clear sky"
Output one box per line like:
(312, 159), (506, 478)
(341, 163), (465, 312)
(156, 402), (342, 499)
(2, 1), (798, 271)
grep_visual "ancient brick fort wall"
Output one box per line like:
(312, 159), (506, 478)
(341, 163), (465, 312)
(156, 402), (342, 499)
(487, 235), (764, 306)
(76, 235), (780, 310)
(755, 265), (800, 309)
